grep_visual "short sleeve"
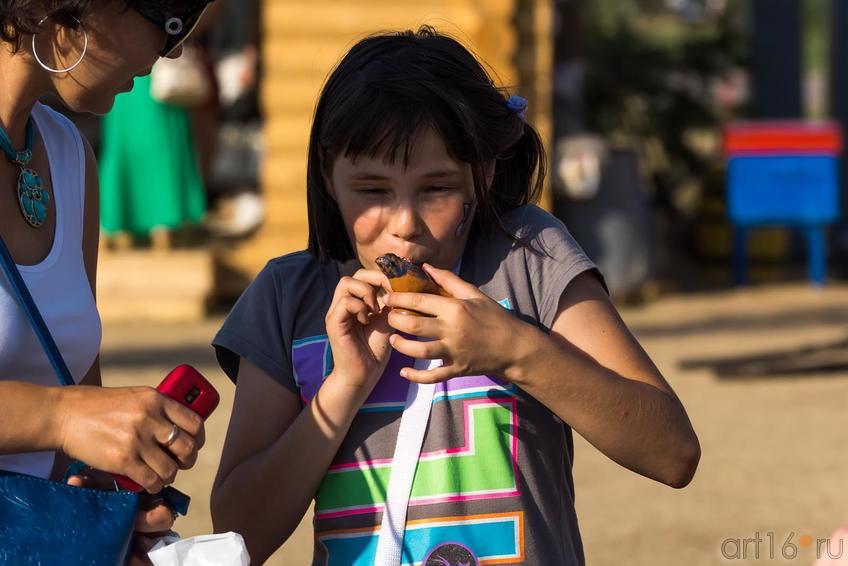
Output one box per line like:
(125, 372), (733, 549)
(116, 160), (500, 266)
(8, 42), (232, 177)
(518, 206), (606, 330)
(212, 262), (295, 392)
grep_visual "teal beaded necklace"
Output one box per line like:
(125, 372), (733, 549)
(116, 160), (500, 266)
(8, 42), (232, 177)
(0, 118), (48, 228)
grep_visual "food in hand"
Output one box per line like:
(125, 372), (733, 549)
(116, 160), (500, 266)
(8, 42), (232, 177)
(375, 253), (449, 315)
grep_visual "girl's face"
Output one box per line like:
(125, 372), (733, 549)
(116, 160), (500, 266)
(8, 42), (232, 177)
(37, 1), (186, 114)
(328, 127), (477, 272)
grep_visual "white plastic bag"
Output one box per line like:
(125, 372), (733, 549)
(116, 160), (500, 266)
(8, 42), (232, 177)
(147, 532), (250, 566)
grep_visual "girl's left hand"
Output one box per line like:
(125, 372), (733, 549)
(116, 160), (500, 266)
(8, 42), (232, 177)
(385, 263), (527, 383)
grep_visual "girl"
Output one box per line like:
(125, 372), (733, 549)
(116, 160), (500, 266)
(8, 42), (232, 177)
(211, 27), (700, 565)
(0, 1), (212, 560)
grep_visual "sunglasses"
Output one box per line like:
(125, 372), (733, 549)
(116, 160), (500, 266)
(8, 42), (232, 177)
(131, 1), (213, 57)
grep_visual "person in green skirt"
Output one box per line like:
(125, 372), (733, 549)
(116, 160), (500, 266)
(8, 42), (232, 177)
(99, 72), (206, 249)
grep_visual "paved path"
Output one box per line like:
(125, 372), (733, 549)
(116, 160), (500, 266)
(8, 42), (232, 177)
(101, 284), (848, 565)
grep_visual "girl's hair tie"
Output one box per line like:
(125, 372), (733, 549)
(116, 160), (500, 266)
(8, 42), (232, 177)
(506, 95), (528, 120)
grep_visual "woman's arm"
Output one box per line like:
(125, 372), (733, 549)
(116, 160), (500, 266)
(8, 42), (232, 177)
(211, 360), (370, 563)
(387, 267), (700, 488)
(0, 382), (67, 454)
(49, 357), (101, 479)
(0, 360), (206, 495)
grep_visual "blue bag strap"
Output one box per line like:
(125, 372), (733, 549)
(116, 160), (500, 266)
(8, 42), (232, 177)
(0, 235), (75, 386)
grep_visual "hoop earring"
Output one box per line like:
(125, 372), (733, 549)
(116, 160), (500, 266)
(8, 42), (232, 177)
(31, 17), (88, 74)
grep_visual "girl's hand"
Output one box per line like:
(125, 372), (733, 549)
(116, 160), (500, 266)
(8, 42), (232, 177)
(385, 263), (527, 383)
(325, 269), (394, 391)
(57, 386), (205, 494)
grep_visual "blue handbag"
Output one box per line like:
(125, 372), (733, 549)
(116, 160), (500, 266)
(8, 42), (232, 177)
(0, 235), (140, 565)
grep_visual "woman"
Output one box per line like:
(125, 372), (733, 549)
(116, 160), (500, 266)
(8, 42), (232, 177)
(0, 0), (213, 560)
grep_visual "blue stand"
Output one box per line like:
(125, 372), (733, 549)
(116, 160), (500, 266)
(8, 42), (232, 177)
(805, 225), (826, 286)
(727, 155), (839, 286)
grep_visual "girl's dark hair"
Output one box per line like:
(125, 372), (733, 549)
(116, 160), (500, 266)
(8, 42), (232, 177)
(1, 0), (195, 52)
(307, 25), (546, 263)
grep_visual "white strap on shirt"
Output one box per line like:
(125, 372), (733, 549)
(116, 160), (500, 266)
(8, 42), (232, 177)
(373, 355), (440, 565)
(374, 256), (461, 565)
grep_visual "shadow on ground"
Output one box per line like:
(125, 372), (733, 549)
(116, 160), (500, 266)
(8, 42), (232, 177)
(681, 336), (848, 379)
(630, 307), (848, 338)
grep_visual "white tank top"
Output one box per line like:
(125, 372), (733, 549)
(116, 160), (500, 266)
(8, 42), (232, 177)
(0, 103), (102, 478)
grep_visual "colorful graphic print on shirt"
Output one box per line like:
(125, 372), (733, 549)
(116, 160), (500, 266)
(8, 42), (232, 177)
(292, 299), (526, 565)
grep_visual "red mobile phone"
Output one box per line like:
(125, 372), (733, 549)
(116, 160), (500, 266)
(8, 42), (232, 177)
(114, 365), (220, 492)
(156, 364), (220, 418)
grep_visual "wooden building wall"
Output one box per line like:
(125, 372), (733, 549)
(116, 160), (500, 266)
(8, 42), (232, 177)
(217, 0), (551, 297)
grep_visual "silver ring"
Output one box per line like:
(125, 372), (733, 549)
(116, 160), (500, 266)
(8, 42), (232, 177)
(164, 424), (181, 448)
(31, 16), (88, 74)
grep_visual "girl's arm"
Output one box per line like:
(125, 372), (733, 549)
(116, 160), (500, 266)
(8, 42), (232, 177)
(210, 359), (371, 563)
(506, 272), (700, 487)
(211, 269), (394, 562)
(387, 268), (700, 488)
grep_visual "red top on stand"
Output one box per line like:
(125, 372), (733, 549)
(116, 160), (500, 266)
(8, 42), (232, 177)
(724, 121), (843, 156)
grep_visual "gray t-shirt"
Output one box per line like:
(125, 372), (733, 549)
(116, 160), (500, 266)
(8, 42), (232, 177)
(214, 204), (601, 566)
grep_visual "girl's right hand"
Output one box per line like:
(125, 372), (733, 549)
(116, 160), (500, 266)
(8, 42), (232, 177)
(56, 385), (205, 493)
(325, 269), (394, 392)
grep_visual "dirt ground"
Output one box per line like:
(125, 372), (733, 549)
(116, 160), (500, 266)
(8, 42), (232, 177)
(100, 283), (848, 566)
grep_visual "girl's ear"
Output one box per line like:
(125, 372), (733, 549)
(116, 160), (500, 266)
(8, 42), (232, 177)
(484, 160), (496, 191)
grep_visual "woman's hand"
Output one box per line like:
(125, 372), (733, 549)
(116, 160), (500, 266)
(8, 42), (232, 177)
(325, 269), (394, 392)
(56, 386), (205, 494)
(385, 263), (527, 383)
(67, 470), (176, 566)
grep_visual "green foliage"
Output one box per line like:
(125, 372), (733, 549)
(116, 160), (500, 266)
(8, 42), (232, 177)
(581, 0), (748, 200)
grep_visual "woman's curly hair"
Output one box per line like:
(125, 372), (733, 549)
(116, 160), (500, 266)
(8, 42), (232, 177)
(1, 1), (92, 50)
